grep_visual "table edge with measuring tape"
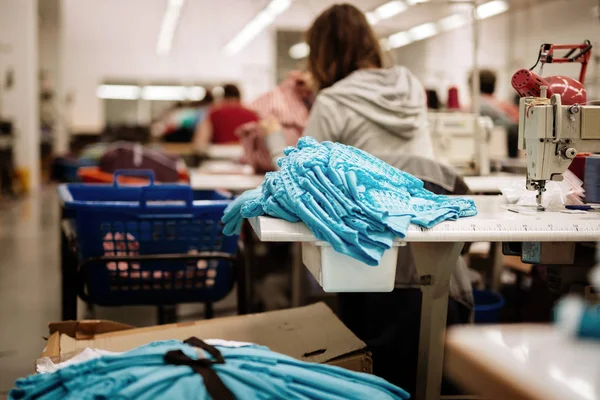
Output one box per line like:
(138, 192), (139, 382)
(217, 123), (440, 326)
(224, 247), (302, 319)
(250, 195), (600, 244)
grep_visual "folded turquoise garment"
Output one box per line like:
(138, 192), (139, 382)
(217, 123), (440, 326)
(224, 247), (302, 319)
(222, 137), (477, 266)
(11, 338), (410, 400)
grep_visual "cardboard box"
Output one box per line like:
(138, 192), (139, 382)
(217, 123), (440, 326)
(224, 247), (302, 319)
(42, 302), (372, 373)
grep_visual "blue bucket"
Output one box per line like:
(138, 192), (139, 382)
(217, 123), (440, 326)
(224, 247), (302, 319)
(473, 290), (505, 323)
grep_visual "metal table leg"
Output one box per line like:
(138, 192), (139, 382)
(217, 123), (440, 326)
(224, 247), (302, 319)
(412, 242), (464, 400)
(489, 242), (504, 292)
(290, 243), (304, 307)
(60, 217), (78, 321)
(241, 222), (255, 313)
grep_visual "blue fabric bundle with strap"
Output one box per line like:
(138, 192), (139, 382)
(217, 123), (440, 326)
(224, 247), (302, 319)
(223, 137), (477, 265)
(11, 338), (409, 400)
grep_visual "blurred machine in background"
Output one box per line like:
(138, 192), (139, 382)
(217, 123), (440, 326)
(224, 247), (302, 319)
(428, 112), (506, 175)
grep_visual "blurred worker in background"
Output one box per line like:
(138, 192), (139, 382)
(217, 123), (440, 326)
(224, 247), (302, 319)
(263, 4), (433, 162)
(470, 69), (520, 157)
(193, 84), (258, 149)
(152, 92), (214, 143)
(261, 4), (470, 397)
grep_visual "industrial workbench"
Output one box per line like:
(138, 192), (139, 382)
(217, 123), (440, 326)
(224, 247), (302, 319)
(445, 323), (600, 400)
(248, 195), (600, 400)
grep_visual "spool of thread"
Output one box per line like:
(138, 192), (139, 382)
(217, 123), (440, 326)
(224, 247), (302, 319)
(447, 86), (460, 110)
(555, 295), (600, 340)
(568, 153), (591, 181)
(584, 156), (600, 203)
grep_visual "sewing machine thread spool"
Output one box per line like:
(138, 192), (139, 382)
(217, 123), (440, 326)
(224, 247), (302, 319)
(584, 156), (600, 203)
(568, 153), (591, 181)
(447, 86), (460, 110)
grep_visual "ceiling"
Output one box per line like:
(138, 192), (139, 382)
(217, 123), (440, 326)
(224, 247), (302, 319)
(278, 0), (568, 36)
(36, 0), (569, 58)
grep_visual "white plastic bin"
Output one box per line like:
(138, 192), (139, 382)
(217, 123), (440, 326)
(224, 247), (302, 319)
(301, 241), (401, 292)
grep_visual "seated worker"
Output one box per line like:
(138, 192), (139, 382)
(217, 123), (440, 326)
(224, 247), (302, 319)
(193, 84), (258, 149)
(261, 3), (471, 396)
(470, 69), (520, 158)
(264, 4), (433, 163)
(152, 93), (214, 143)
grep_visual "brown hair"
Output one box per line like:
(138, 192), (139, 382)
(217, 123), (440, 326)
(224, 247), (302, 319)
(306, 3), (383, 90)
(469, 69), (497, 95)
(223, 83), (241, 99)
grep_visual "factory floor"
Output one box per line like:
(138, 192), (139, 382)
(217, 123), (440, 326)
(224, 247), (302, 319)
(0, 187), (237, 394)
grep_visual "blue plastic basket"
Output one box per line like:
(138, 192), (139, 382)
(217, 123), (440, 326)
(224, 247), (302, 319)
(473, 290), (505, 323)
(58, 170), (238, 306)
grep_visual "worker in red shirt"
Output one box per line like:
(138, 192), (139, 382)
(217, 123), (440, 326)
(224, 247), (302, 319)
(193, 84), (258, 149)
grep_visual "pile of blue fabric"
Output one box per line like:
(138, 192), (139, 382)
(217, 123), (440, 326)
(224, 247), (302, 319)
(223, 137), (477, 265)
(11, 338), (409, 399)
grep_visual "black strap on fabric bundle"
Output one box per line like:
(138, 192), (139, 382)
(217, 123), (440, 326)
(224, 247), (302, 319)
(164, 337), (235, 400)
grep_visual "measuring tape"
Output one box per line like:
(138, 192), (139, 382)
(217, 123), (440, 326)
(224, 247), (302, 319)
(253, 215), (600, 243)
(403, 218), (600, 242)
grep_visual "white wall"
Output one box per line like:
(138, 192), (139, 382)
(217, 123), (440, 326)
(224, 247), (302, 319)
(61, 0), (276, 132)
(394, 0), (600, 107)
(0, 0), (40, 190)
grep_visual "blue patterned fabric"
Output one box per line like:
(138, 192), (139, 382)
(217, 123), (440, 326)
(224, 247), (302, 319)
(223, 137), (477, 265)
(11, 340), (409, 400)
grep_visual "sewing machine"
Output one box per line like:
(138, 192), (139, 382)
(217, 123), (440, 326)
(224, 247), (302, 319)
(428, 112), (506, 175)
(518, 94), (600, 209)
(514, 40), (597, 210)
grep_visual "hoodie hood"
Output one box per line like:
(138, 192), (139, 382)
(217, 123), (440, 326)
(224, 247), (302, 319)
(319, 66), (426, 139)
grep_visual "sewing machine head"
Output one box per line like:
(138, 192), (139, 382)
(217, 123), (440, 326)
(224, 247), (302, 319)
(518, 94), (600, 210)
(513, 40), (595, 210)
(428, 112), (499, 175)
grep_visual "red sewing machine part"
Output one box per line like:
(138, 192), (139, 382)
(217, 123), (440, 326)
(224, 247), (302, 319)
(511, 40), (592, 106)
(512, 69), (586, 105)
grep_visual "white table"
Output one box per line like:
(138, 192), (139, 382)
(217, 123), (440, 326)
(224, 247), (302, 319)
(161, 143), (244, 160)
(445, 324), (600, 400)
(205, 144), (244, 160)
(248, 196), (600, 400)
(464, 175), (525, 194)
(190, 169), (264, 193)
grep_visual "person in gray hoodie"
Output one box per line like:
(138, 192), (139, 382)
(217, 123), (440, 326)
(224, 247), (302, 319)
(265, 65), (433, 161)
(263, 4), (471, 396)
(264, 2), (433, 162)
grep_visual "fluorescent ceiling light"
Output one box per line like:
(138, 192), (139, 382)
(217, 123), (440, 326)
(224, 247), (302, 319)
(156, 0), (186, 56)
(438, 13), (470, 31)
(141, 86), (188, 101)
(379, 0), (510, 55)
(387, 31), (412, 49)
(266, 0), (291, 14)
(289, 42), (309, 59)
(224, 0), (292, 56)
(366, 12), (378, 24)
(96, 85), (140, 100)
(476, 0), (509, 19)
(408, 22), (438, 41)
(368, 0), (408, 25)
(291, 0), (414, 59)
(187, 86), (207, 101)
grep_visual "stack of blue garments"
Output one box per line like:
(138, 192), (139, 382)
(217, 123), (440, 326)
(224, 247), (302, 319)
(223, 137), (477, 265)
(11, 338), (409, 399)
